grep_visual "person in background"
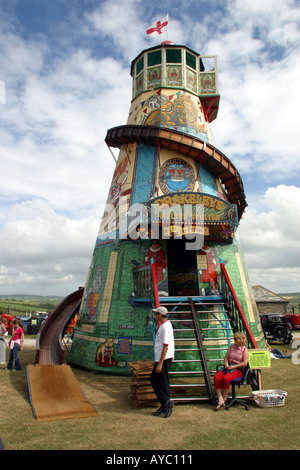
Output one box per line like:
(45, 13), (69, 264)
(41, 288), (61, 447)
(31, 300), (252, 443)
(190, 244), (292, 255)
(6, 319), (24, 371)
(266, 341), (292, 359)
(0, 317), (7, 365)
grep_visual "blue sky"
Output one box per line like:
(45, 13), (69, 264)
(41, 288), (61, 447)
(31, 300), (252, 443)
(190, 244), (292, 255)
(0, 0), (300, 296)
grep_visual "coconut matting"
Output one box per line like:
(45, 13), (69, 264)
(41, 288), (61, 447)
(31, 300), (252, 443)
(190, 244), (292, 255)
(27, 364), (98, 422)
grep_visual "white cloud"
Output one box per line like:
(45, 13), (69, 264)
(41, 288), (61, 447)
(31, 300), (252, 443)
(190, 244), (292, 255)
(0, 199), (99, 295)
(85, 0), (148, 61)
(205, 1), (300, 180)
(1, 41), (131, 213)
(238, 185), (300, 292)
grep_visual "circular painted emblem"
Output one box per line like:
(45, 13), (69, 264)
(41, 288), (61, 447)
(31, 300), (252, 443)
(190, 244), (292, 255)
(159, 158), (195, 194)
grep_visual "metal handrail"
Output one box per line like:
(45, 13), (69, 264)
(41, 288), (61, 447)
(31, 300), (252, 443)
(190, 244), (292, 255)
(220, 261), (258, 349)
(151, 258), (160, 310)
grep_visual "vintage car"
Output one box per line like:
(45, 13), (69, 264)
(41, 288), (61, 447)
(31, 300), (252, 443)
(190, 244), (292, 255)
(259, 313), (293, 344)
(285, 313), (300, 330)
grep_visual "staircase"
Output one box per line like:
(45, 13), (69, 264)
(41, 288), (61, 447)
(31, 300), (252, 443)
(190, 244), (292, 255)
(150, 261), (259, 405)
(159, 295), (234, 405)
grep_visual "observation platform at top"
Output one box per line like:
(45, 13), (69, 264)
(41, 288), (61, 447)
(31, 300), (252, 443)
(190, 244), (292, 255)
(130, 42), (220, 123)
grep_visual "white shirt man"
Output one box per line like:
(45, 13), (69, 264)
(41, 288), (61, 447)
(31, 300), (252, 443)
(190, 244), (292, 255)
(150, 306), (174, 418)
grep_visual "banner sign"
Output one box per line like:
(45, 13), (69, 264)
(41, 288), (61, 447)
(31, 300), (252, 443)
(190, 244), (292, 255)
(147, 192), (238, 241)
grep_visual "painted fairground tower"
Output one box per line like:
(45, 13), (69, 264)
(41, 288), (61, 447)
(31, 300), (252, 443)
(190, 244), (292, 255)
(69, 40), (266, 402)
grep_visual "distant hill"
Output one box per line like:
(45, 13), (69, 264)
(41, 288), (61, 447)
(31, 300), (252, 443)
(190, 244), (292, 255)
(279, 293), (300, 301)
(0, 294), (63, 302)
(0, 295), (64, 316)
(279, 293), (300, 297)
(279, 293), (300, 312)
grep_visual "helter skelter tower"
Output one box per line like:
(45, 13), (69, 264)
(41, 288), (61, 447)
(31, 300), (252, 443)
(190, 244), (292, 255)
(69, 41), (265, 400)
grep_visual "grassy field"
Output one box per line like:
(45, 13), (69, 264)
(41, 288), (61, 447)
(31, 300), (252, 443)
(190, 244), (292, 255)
(0, 296), (62, 316)
(0, 341), (299, 451)
(280, 292), (300, 313)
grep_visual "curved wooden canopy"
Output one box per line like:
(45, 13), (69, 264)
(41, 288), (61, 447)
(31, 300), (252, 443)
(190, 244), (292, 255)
(105, 125), (247, 220)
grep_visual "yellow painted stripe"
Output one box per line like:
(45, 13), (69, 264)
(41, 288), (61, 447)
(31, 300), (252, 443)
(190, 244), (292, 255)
(235, 252), (255, 322)
(100, 252), (118, 323)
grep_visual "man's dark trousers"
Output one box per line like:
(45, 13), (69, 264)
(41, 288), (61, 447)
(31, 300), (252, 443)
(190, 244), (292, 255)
(150, 358), (172, 407)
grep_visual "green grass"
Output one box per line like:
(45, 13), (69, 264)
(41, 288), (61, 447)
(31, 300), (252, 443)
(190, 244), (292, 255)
(0, 297), (62, 316)
(0, 343), (299, 450)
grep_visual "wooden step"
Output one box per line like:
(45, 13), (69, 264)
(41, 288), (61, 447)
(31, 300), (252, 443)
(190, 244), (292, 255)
(202, 336), (234, 341)
(173, 328), (196, 332)
(170, 317), (231, 322)
(174, 337), (197, 341)
(200, 327), (232, 331)
(168, 309), (227, 314)
(175, 348), (199, 352)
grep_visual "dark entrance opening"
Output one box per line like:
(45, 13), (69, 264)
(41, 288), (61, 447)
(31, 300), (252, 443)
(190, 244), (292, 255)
(166, 238), (199, 296)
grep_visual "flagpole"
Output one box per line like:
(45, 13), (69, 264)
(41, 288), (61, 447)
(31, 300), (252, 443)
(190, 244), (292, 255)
(166, 13), (169, 40)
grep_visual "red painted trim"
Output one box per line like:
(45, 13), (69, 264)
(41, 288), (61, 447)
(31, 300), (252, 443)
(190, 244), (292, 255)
(221, 262), (258, 348)
(226, 175), (237, 201)
(151, 258), (160, 308)
(151, 258), (161, 326)
(156, 135), (162, 170)
(196, 149), (205, 179)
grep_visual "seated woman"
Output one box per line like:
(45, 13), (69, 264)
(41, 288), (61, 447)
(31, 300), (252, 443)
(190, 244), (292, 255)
(214, 332), (249, 410)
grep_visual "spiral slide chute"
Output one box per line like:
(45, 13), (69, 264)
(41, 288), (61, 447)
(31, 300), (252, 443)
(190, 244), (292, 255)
(35, 287), (84, 365)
